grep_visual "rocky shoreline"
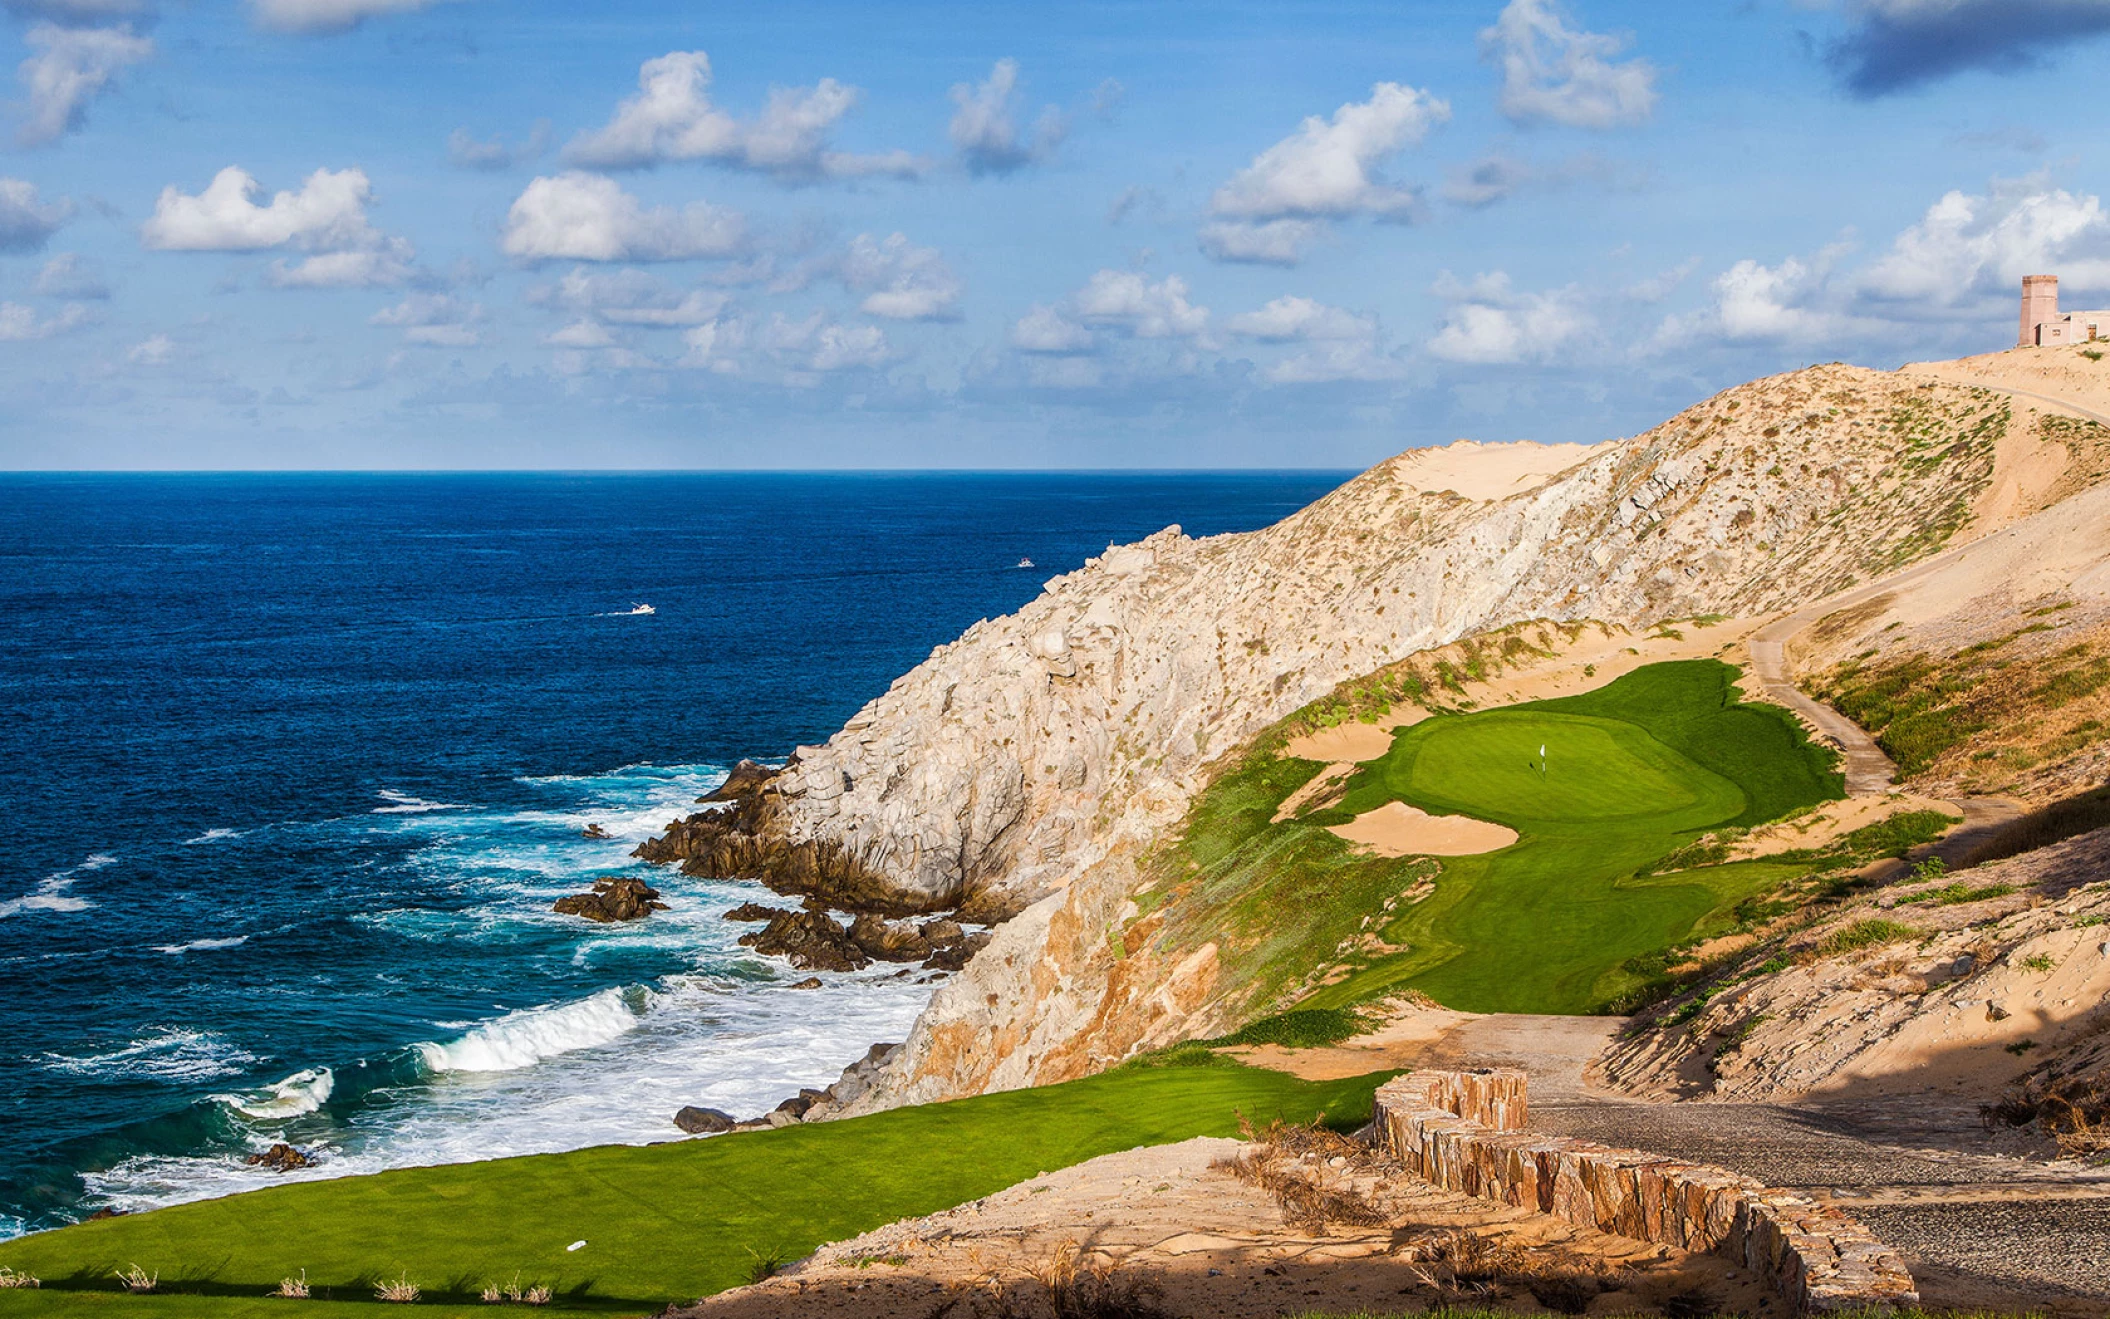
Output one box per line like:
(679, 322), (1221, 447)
(632, 759), (995, 1134)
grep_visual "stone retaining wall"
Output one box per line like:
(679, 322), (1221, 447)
(1373, 1070), (1918, 1313)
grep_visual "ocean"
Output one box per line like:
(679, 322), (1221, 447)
(0, 471), (1347, 1238)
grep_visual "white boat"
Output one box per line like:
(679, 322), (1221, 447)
(627, 603), (656, 615)
(1017, 557), (1034, 569)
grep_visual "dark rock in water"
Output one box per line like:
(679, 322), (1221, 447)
(737, 907), (868, 972)
(673, 1106), (736, 1134)
(580, 822), (610, 839)
(919, 919), (965, 944)
(924, 930), (993, 972)
(85, 1208), (126, 1221)
(246, 1143), (311, 1172)
(787, 976), (824, 989)
(848, 913), (933, 962)
(552, 877), (668, 923)
(723, 901), (785, 923)
(701, 759), (781, 804)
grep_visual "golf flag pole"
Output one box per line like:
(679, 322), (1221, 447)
(1539, 743), (1546, 775)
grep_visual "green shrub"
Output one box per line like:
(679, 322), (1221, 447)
(1209, 1007), (1369, 1050)
(1816, 919), (1918, 957)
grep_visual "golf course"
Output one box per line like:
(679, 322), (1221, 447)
(1153, 660), (1862, 1015)
(0, 1063), (1387, 1317)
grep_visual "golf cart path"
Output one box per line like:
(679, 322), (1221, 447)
(1350, 1011), (2110, 1307)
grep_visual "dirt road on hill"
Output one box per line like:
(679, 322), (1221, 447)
(1311, 1011), (2110, 1309)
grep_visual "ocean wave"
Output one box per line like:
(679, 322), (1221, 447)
(182, 828), (243, 845)
(213, 1067), (334, 1120)
(413, 987), (647, 1074)
(0, 853), (117, 919)
(41, 1029), (259, 1082)
(155, 936), (249, 955)
(371, 790), (467, 814)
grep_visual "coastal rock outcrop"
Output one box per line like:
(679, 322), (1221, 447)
(736, 907), (868, 972)
(246, 1144), (312, 1172)
(642, 365), (2031, 1112)
(551, 877), (668, 923)
(672, 1106), (735, 1134)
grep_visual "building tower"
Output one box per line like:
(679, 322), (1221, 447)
(2021, 274), (2060, 347)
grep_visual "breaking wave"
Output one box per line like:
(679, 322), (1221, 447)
(412, 987), (648, 1074)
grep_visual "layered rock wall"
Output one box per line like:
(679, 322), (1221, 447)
(1374, 1071), (1919, 1313)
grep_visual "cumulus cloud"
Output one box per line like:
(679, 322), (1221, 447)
(0, 177), (71, 250)
(1829, 0), (2110, 96)
(1479, 0), (1656, 129)
(1859, 178), (2110, 304)
(1427, 270), (1593, 363)
(678, 315), (745, 372)
(447, 122), (549, 171)
(124, 330), (172, 362)
(249, 0), (449, 35)
(530, 266), (731, 326)
(1226, 295), (1374, 342)
(760, 310), (892, 374)
(1648, 245), (1871, 349)
(16, 22), (152, 146)
(543, 318), (614, 349)
(0, 298), (93, 339)
(1442, 155), (1532, 208)
(144, 165), (381, 251)
(1204, 82), (1448, 264)
(948, 58), (1064, 175)
(1072, 270), (1208, 339)
(1009, 303), (1094, 354)
(1197, 219), (1324, 266)
(499, 172), (745, 263)
(564, 50), (921, 183)
(370, 291), (482, 346)
(31, 251), (105, 297)
(265, 241), (417, 288)
(838, 232), (961, 320)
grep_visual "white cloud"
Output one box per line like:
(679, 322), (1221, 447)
(447, 122), (549, 171)
(499, 172), (746, 263)
(1652, 249), (1866, 349)
(124, 331), (172, 362)
(0, 298), (92, 339)
(1860, 179), (2110, 305)
(370, 292), (482, 346)
(1625, 256), (1699, 303)
(1197, 218), (1324, 266)
(16, 22), (152, 147)
(1209, 83), (1449, 223)
(1072, 270), (1208, 338)
(948, 58), (1064, 175)
(531, 266), (731, 326)
(1428, 270), (1593, 363)
(565, 50), (920, 182)
(1009, 303), (1094, 354)
(0, 177), (71, 251)
(544, 319), (615, 349)
(1442, 155), (1531, 208)
(839, 232), (961, 320)
(1227, 295), (1374, 342)
(679, 316), (745, 372)
(265, 239), (416, 288)
(32, 251), (106, 297)
(142, 166), (389, 253)
(761, 310), (892, 373)
(249, 0), (448, 35)
(1480, 0), (1656, 129)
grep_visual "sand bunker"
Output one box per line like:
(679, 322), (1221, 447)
(1329, 801), (1517, 856)
(1283, 708), (1426, 762)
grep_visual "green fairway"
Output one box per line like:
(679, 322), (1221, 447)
(1148, 660), (1845, 1016)
(0, 1063), (1387, 1319)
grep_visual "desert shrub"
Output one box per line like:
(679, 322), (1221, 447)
(0, 1267), (38, 1289)
(375, 1273), (419, 1303)
(114, 1264), (157, 1294)
(1120, 1040), (1237, 1069)
(1816, 919), (1917, 957)
(274, 1270), (309, 1299)
(1960, 783), (2110, 868)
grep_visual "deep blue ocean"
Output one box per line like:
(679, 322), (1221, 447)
(0, 471), (1346, 1237)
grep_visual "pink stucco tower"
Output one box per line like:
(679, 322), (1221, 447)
(2021, 274), (2059, 347)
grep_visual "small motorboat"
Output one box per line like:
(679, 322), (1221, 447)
(627, 603), (656, 615)
(1017, 557), (1034, 569)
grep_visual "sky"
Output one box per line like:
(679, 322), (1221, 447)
(3, 0), (2110, 470)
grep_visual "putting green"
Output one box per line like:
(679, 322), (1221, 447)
(1152, 660), (1844, 1016)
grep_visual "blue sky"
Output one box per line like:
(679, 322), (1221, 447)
(3, 0), (2109, 469)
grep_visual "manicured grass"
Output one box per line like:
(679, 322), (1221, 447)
(0, 1065), (1388, 1318)
(1150, 661), (1846, 1017)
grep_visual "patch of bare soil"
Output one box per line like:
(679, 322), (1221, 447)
(670, 1132), (1762, 1319)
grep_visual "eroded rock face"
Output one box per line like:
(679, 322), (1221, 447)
(667, 367), (2017, 1111)
(551, 877), (668, 923)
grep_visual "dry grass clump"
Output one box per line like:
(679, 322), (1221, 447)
(375, 1272), (420, 1303)
(1215, 1116), (1386, 1232)
(1960, 783), (2110, 868)
(480, 1275), (553, 1305)
(114, 1263), (157, 1293)
(1983, 1071), (2110, 1156)
(0, 1267), (39, 1289)
(273, 1269), (309, 1299)
(928, 1240), (1167, 1319)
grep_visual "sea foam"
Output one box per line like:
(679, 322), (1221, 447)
(413, 987), (647, 1073)
(215, 1067), (334, 1120)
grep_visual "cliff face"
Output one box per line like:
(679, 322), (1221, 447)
(744, 364), (2016, 1109)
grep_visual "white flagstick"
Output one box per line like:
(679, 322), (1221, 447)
(1539, 743), (1547, 776)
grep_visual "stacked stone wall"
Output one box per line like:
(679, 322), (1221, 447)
(1373, 1070), (1918, 1313)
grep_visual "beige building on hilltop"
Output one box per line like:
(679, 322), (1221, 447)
(2019, 274), (2109, 346)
